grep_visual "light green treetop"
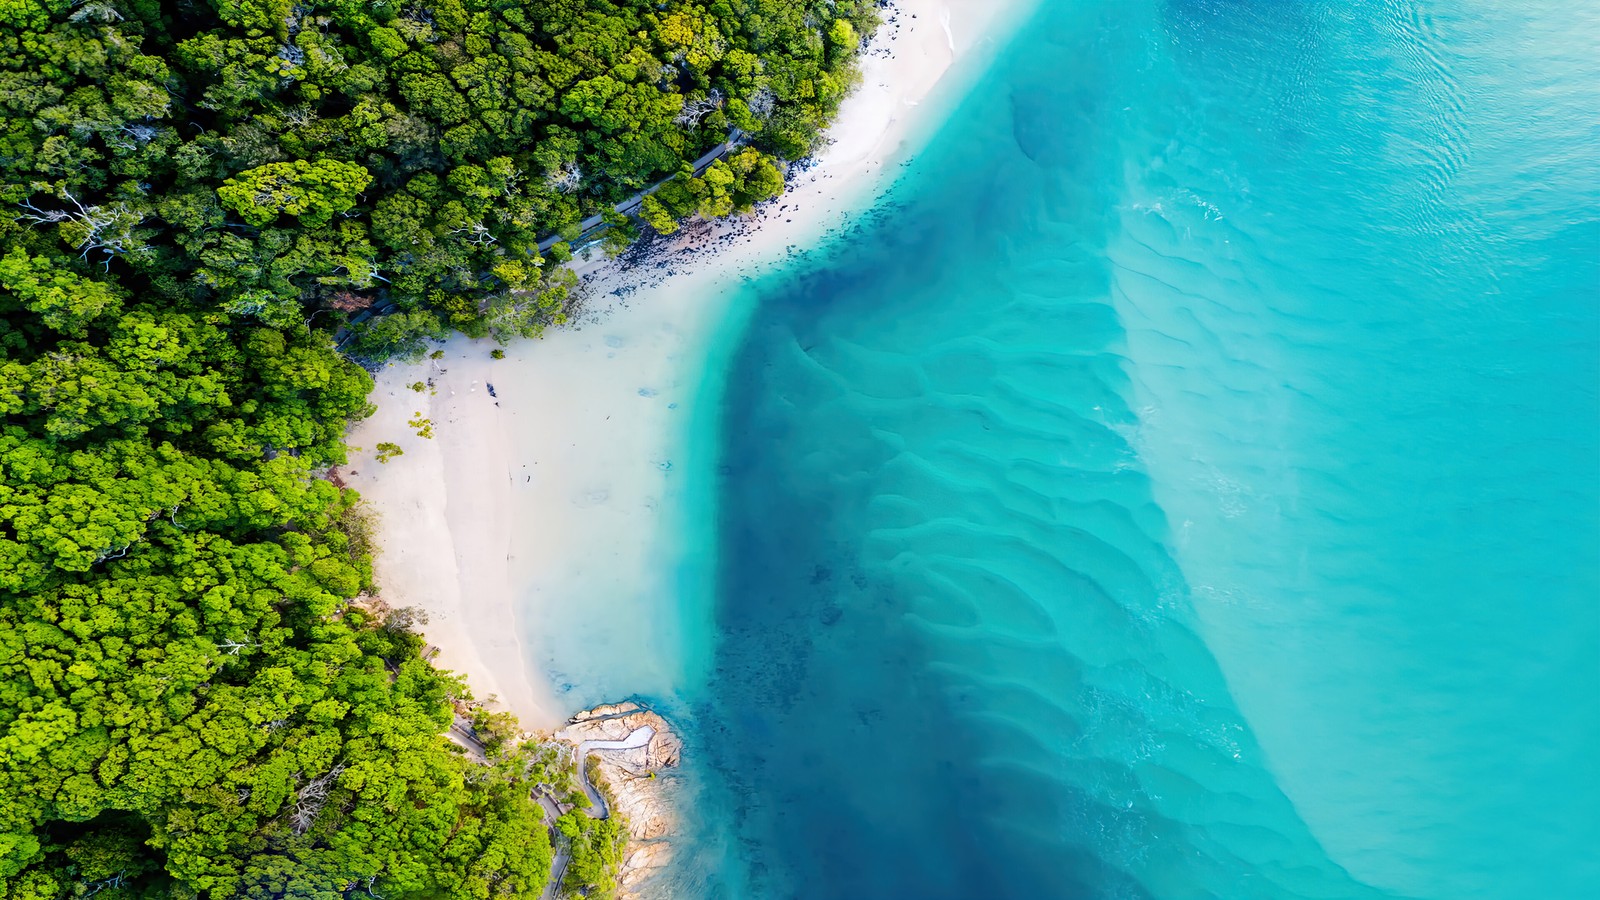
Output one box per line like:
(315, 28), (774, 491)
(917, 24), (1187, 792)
(217, 160), (373, 228)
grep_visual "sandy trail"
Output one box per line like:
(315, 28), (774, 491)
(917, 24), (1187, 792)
(573, 726), (657, 818)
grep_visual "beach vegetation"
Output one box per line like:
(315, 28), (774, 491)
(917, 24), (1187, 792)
(0, 0), (879, 894)
(468, 708), (522, 760)
(545, 242), (575, 265)
(637, 148), (787, 236)
(0, 0), (878, 354)
(556, 807), (626, 899)
(639, 196), (682, 236)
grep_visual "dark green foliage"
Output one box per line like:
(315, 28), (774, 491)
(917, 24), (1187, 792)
(556, 810), (624, 899)
(1, 528), (554, 899)
(0, 244), (553, 895)
(1, 0), (878, 348)
(642, 147), (788, 234)
(0, 0), (877, 895)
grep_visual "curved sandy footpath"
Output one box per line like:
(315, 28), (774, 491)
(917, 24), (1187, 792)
(572, 726), (656, 818)
(343, 0), (1040, 730)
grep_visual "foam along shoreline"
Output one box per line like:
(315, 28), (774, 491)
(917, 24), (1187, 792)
(342, 0), (1038, 730)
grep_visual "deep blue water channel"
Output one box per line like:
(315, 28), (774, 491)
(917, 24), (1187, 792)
(673, 1), (1600, 896)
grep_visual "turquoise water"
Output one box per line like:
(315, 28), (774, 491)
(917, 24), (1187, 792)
(660, 1), (1599, 897)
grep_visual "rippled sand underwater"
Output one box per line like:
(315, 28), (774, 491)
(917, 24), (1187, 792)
(666, 1), (1599, 897)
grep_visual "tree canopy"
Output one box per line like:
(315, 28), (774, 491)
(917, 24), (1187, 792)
(1, 0), (878, 355)
(0, 236), (558, 897)
(1, 0), (879, 896)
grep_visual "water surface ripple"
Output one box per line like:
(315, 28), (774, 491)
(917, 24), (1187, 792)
(676, 1), (1600, 897)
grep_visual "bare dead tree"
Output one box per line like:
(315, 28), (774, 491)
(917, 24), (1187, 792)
(69, 1), (123, 24)
(746, 87), (777, 122)
(545, 163), (583, 194)
(383, 606), (429, 633)
(288, 804), (316, 834)
(282, 105), (317, 128)
(675, 89), (724, 127)
(79, 872), (127, 899)
(327, 290), (374, 313)
(17, 192), (147, 269)
(118, 123), (160, 144)
(449, 222), (497, 246)
(290, 763), (347, 834)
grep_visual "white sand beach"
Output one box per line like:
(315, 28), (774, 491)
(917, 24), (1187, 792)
(342, 0), (1036, 730)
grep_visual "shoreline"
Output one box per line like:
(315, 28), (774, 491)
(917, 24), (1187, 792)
(343, 0), (1037, 731)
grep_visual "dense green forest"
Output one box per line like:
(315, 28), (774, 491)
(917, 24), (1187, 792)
(0, 0), (876, 896)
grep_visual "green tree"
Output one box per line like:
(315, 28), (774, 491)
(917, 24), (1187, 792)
(217, 160), (373, 227)
(0, 249), (122, 337)
(638, 195), (680, 235)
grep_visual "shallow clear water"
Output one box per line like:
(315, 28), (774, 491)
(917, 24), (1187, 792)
(659, 1), (1599, 897)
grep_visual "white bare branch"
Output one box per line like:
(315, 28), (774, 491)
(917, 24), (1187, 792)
(675, 89), (724, 127)
(545, 163), (583, 194)
(282, 105), (317, 128)
(499, 168), (524, 198)
(290, 762), (347, 833)
(218, 636), (257, 655)
(747, 87), (777, 121)
(94, 543), (131, 564)
(119, 123), (159, 144)
(449, 222), (498, 246)
(17, 192), (147, 269)
(79, 871), (127, 899)
(69, 1), (123, 24)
